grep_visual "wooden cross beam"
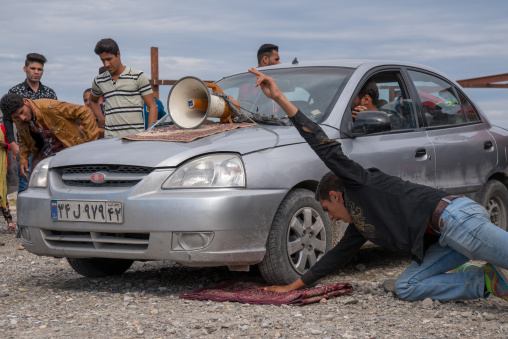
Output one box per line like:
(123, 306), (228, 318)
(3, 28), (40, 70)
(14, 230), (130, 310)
(457, 73), (508, 88)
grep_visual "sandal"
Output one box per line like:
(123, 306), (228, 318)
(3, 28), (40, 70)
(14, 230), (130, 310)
(7, 220), (16, 232)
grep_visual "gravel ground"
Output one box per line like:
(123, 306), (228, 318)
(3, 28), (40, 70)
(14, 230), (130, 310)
(1, 197), (507, 338)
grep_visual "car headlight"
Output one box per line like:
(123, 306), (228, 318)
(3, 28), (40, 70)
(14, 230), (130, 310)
(28, 156), (53, 188)
(162, 153), (245, 188)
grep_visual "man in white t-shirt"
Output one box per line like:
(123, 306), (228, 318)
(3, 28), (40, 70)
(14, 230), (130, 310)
(90, 38), (157, 138)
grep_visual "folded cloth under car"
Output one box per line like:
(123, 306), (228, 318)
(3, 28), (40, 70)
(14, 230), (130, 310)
(179, 281), (353, 306)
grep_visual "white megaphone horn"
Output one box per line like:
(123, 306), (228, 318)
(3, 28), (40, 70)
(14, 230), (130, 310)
(167, 76), (240, 129)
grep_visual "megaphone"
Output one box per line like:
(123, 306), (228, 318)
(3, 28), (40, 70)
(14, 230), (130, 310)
(167, 76), (240, 129)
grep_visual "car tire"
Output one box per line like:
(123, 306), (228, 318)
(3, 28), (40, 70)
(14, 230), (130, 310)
(66, 258), (134, 278)
(478, 180), (508, 231)
(258, 188), (332, 285)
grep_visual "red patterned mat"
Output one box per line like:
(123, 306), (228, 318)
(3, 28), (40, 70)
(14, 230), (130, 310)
(122, 121), (256, 142)
(179, 281), (353, 306)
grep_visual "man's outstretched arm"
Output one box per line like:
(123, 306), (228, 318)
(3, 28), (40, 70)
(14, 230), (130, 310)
(248, 68), (369, 189)
(249, 68), (368, 291)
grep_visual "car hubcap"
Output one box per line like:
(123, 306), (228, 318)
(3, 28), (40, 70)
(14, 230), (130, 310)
(286, 207), (327, 274)
(486, 195), (506, 229)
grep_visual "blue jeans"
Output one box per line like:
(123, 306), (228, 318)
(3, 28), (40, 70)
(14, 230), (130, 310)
(17, 154), (32, 193)
(395, 197), (508, 301)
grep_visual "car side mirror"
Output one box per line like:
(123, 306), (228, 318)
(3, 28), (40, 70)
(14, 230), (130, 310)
(352, 111), (391, 136)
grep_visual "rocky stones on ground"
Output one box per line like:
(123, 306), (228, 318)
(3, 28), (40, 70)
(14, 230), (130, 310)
(1, 199), (507, 338)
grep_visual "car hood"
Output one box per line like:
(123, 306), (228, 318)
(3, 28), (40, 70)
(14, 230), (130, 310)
(50, 125), (305, 168)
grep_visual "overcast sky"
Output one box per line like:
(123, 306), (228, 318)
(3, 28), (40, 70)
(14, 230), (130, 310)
(1, 0), (507, 126)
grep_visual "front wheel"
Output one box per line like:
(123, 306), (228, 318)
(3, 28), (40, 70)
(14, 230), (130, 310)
(258, 189), (332, 285)
(66, 258), (134, 278)
(478, 180), (508, 231)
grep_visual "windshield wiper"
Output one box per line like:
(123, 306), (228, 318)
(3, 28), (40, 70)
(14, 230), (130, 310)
(234, 113), (291, 126)
(152, 120), (174, 129)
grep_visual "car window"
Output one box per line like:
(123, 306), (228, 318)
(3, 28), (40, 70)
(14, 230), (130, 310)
(456, 90), (481, 123)
(216, 67), (354, 124)
(408, 70), (471, 127)
(355, 71), (417, 130)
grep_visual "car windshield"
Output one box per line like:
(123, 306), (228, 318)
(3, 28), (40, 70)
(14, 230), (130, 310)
(216, 67), (354, 125)
(155, 67), (353, 127)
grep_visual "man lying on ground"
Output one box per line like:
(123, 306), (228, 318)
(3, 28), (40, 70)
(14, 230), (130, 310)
(247, 68), (508, 302)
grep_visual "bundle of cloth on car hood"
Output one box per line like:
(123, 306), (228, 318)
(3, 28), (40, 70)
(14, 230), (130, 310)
(179, 281), (353, 306)
(121, 121), (255, 143)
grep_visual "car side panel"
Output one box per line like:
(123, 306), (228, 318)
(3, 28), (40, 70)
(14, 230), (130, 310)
(426, 123), (497, 194)
(342, 131), (436, 188)
(243, 142), (330, 189)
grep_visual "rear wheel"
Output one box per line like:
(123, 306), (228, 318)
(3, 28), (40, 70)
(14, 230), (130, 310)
(258, 189), (332, 285)
(478, 180), (508, 231)
(66, 258), (134, 278)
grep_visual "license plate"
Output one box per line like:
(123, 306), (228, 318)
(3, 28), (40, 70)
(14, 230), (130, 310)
(51, 200), (123, 223)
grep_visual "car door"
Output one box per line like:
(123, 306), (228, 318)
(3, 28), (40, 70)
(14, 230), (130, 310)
(406, 69), (497, 195)
(341, 68), (437, 187)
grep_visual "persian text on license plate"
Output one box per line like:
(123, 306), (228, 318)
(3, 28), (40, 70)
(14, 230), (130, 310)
(51, 200), (123, 223)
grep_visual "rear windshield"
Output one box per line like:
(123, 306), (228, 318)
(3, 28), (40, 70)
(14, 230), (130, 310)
(216, 67), (354, 124)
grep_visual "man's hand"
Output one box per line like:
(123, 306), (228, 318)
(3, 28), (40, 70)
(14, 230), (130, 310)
(261, 278), (306, 293)
(248, 68), (283, 101)
(20, 162), (29, 179)
(10, 142), (18, 161)
(248, 68), (298, 117)
(262, 285), (298, 293)
(352, 105), (368, 119)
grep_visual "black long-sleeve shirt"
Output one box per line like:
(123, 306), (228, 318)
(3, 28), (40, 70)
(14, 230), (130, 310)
(288, 110), (447, 285)
(4, 80), (57, 143)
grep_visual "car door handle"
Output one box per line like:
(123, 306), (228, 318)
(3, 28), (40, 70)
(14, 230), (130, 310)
(484, 141), (493, 149)
(415, 148), (427, 157)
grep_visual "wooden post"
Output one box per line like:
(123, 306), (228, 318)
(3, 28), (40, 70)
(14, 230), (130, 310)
(149, 46), (214, 91)
(151, 47), (159, 99)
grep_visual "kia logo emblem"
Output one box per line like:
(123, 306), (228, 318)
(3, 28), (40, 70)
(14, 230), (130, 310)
(90, 172), (106, 184)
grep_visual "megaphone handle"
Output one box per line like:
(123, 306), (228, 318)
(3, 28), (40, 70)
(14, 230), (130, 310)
(205, 82), (225, 95)
(220, 116), (233, 124)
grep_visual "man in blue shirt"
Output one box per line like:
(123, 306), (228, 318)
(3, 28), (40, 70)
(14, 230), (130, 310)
(143, 95), (166, 129)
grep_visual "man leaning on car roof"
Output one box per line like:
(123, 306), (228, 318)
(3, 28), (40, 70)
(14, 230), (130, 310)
(0, 93), (99, 179)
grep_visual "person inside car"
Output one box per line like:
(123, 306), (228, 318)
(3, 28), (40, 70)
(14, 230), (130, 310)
(351, 80), (379, 120)
(352, 80), (410, 130)
(248, 67), (508, 302)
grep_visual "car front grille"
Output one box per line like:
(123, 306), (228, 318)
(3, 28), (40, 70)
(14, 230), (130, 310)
(58, 165), (154, 187)
(42, 230), (150, 251)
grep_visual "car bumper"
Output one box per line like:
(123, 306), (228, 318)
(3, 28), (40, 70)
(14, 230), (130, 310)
(17, 176), (286, 266)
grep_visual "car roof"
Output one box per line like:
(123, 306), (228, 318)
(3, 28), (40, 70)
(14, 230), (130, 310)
(222, 59), (451, 83)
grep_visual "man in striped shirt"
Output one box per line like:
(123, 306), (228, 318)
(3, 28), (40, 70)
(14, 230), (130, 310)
(90, 38), (157, 138)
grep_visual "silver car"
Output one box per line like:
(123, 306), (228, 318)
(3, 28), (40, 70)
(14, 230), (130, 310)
(18, 60), (508, 284)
